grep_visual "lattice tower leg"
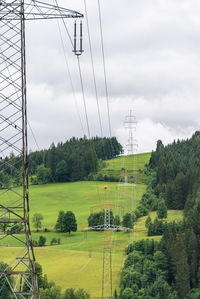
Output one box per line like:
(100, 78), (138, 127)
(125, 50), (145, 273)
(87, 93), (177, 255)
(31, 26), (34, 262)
(0, 1), (39, 297)
(102, 246), (112, 299)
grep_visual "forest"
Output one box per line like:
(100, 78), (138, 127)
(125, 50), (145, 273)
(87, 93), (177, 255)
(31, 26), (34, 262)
(119, 131), (200, 299)
(0, 136), (123, 186)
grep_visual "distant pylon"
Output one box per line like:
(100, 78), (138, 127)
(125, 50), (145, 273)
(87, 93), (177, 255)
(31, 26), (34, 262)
(0, 1), (83, 298)
(124, 109), (137, 156)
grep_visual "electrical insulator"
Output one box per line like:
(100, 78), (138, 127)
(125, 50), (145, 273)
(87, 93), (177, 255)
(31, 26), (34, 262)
(73, 19), (84, 56)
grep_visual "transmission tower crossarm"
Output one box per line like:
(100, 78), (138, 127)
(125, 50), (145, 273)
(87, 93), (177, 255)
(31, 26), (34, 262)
(0, 0), (83, 20)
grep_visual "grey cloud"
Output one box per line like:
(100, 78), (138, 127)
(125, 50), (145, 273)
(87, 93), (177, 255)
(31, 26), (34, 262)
(24, 0), (200, 152)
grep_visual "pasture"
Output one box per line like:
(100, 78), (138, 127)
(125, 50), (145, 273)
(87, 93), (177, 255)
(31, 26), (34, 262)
(0, 152), (183, 297)
(99, 153), (151, 184)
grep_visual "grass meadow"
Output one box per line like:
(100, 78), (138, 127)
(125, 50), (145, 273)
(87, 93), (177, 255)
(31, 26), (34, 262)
(99, 153), (151, 184)
(0, 153), (183, 297)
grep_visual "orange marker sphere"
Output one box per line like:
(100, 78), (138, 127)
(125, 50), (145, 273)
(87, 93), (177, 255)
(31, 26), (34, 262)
(104, 186), (108, 189)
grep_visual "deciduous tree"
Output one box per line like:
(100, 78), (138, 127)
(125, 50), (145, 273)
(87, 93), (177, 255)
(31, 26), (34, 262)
(32, 213), (44, 232)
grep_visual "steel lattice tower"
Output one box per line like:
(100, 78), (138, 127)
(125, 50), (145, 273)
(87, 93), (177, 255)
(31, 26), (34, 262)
(0, 1), (83, 297)
(102, 187), (113, 299)
(87, 186), (128, 298)
(124, 109), (137, 156)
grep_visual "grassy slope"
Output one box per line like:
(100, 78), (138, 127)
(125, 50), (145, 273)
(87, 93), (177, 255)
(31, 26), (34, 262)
(99, 153), (151, 184)
(0, 152), (183, 297)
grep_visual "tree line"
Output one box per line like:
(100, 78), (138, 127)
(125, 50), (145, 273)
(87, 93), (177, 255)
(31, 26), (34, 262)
(0, 136), (123, 187)
(149, 131), (200, 210)
(117, 132), (200, 298)
(119, 217), (200, 299)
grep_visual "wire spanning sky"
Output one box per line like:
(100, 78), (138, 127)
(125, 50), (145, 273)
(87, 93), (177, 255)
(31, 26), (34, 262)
(25, 0), (200, 153)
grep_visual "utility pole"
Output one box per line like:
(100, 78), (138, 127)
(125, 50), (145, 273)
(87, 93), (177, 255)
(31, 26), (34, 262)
(0, 1), (83, 298)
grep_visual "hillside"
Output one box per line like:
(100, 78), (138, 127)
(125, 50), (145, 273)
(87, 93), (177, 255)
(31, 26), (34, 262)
(0, 181), (146, 297)
(97, 152), (151, 184)
(0, 149), (187, 298)
(119, 132), (200, 299)
(0, 152), (151, 298)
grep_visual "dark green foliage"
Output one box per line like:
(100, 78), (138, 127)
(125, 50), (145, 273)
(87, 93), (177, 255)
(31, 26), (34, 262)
(92, 136), (123, 160)
(63, 288), (90, 299)
(55, 210), (77, 235)
(88, 210), (114, 228)
(0, 222), (23, 234)
(32, 240), (38, 247)
(55, 211), (65, 232)
(140, 187), (159, 211)
(39, 284), (62, 299)
(10, 223), (23, 234)
(157, 199), (167, 219)
(145, 216), (152, 228)
(147, 218), (183, 237)
(0, 262), (14, 298)
(55, 160), (68, 182)
(174, 234), (190, 298)
(121, 288), (134, 299)
(0, 137), (122, 187)
(147, 217), (166, 236)
(121, 223), (200, 298)
(49, 238), (60, 245)
(125, 239), (159, 256)
(50, 238), (57, 245)
(120, 240), (172, 299)
(114, 215), (120, 226)
(63, 211), (77, 235)
(122, 213), (134, 229)
(114, 289), (118, 298)
(36, 164), (51, 184)
(63, 288), (76, 299)
(124, 132), (200, 299)
(38, 235), (46, 247)
(149, 131), (200, 210)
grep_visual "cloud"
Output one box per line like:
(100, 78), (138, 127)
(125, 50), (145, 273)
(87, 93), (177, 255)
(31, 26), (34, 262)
(22, 0), (200, 152)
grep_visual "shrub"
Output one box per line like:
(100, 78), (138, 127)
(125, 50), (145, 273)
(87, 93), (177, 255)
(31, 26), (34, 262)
(50, 238), (57, 245)
(38, 236), (46, 247)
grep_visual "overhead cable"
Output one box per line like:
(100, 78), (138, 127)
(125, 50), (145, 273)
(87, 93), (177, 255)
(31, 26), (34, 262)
(84, 0), (103, 137)
(97, 0), (112, 137)
(54, 11), (85, 135)
(77, 55), (91, 139)
(54, 0), (91, 139)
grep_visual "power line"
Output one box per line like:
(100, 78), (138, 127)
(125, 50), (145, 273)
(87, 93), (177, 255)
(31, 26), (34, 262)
(77, 55), (91, 139)
(54, 0), (91, 139)
(84, 0), (103, 137)
(54, 0), (73, 47)
(54, 7), (85, 136)
(0, 44), (40, 151)
(28, 122), (40, 150)
(97, 0), (112, 137)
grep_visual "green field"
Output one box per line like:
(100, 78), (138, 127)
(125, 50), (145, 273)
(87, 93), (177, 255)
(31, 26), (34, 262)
(0, 208), (183, 297)
(99, 153), (151, 184)
(0, 178), (146, 297)
(0, 152), (183, 298)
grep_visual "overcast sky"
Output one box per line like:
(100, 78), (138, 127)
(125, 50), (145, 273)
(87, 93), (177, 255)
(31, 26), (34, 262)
(25, 0), (200, 153)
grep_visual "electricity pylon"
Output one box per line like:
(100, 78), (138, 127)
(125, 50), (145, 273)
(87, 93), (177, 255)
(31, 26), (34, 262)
(123, 110), (138, 288)
(0, 1), (83, 298)
(124, 109), (137, 156)
(86, 186), (129, 298)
